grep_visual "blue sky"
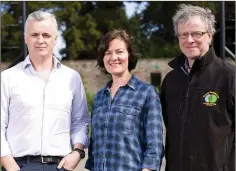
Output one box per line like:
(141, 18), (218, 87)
(54, 2), (147, 60)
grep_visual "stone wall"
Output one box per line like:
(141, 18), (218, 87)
(1, 59), (173, 94)
(2, 57), (235, 94)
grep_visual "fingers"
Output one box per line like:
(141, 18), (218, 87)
(57, 153), (80, 170)
(57, 158), (66, 169)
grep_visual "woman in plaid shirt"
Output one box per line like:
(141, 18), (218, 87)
(85, 29), (164, 171)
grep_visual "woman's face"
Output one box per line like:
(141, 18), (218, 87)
(103, 38), (130, 76)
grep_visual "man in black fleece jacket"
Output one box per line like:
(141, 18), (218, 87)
(161, 4), (235, 171)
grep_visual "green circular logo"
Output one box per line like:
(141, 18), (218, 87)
(208, 95), (217, 103)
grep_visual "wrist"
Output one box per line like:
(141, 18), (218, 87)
(72, 148), (85, 159)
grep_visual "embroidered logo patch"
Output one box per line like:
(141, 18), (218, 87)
(203, 91), (219, 106)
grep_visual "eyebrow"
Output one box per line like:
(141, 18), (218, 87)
(30, 32), (52, 35)
(107, 48), (124, 51)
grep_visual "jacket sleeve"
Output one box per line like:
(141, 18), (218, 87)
(225, 65), (235, 171)
(226, 65), (235, 128)
(160, 76), (168, 128)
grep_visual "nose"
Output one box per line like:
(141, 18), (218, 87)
(37, 35), (44, 43)
(186, 34), (194, 43)
(110, 52), (118, 60)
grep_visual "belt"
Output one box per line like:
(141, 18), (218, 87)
(14, 156), (63, 164)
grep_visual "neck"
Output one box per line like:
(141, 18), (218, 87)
(111, 71), (132, 88)
(187, 58), (195, 68)
(29, 54), (53, 72)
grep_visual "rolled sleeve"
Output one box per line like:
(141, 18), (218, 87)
(142, 86), (164, 170)
(70, 73), (91, 148)
(1, 73), (12, 157)
(71, 125), (89, 147)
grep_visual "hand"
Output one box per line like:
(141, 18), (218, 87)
(57, 151), (81, 171)
(7, 167), (20, 171)
(0, 155), (21, 171)
(2, 164), (20, 171)
(7, 169), (20, 171)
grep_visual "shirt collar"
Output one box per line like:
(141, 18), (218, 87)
(23, 55), (61, 69)
(103, 75), (138, 93)
(169, 46), (216, 70)
(184, 56), (202, 71)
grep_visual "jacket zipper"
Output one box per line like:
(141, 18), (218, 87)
(179, 74), (195, 171)
(178, 67), (189, 118)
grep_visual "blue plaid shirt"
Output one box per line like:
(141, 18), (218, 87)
(85, 75), (164, 171)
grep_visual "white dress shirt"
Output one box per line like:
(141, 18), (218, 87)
(1, 56), (91, 157)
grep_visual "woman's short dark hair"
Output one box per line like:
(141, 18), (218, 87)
(97, 29), (140, 74)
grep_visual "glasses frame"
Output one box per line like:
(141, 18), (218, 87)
(178, 31), (208, 39)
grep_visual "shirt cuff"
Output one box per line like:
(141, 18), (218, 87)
(71, 126), (89, 148)
(142, 157), (161, 171)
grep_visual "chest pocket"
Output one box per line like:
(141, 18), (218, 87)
(190, 88), (229, 125)
(115, 106), (140, 135)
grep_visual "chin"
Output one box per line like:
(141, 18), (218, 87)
(184, 52), (201, 59)
(110, 71), (124, 76)
(38, 52), (48, 57)
(107, 69), (121, 74)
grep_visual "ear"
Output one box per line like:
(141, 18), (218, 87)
(208, 33), (213, 45)
(54, 35), (58, 45)
(24, 33), (28, 45)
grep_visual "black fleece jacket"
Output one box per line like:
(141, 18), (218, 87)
(161, 47), (235, 171)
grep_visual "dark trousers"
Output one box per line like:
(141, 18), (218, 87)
(1, 159), (68, 171)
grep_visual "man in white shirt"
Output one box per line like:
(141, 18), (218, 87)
(1, 10), (90, 171)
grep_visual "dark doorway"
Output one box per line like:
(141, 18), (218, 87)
(151, 72), (162, 87)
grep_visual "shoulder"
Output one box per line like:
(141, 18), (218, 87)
(95, 87), (105, 97)
(161, 69), (176, 87)
(213, 58), (235, 77)
(134, 76), (159, 96)
(163, 69), (175, 80)
(60, 64), (80, 75)
(94, 86), (107, 99)
(222, 61), (234, 75)
(1, 62), (23, 80)
(92, 87), (107, 109)
(59, 64), (83, 81)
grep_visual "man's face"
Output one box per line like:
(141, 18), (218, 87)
(24, 18), (57, 58)
(177, 16), (212, 59)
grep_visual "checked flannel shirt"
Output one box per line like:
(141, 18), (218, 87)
(85, 75), (164, 171)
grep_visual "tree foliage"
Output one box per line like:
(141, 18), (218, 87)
(1, 1), (235, 62)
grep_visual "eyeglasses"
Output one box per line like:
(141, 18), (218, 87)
(178, 31), (207, 39)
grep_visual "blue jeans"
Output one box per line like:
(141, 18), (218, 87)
(1, 159), (68, 171)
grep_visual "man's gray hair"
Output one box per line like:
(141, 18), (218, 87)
(172, 4), (216, 36)
(24, 10), (58, 34)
